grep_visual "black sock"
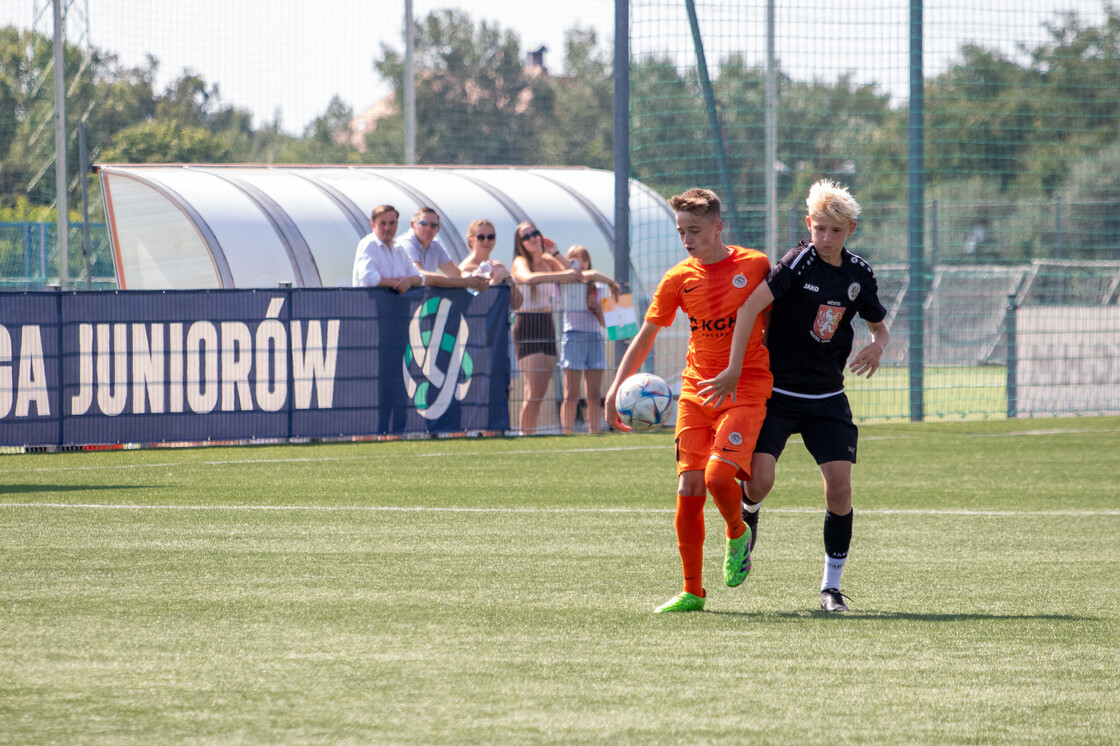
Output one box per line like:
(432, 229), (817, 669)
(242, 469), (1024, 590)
(823, 509), (853, 559)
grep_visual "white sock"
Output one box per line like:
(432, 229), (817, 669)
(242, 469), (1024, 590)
(821, 555), (847, 591)
(742, 499), (761, 514)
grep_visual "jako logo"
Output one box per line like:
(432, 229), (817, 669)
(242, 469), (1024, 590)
(402, 297), (473, 420)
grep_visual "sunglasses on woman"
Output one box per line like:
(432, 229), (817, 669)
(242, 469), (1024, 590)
(473, 233), (496, 241)
(519, 229), (541, 241)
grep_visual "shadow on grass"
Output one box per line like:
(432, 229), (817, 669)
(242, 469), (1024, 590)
(704, 610), (1100, 622)
(0, 484), (154, 495)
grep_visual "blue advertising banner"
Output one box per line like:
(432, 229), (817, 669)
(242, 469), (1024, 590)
(0, 287), (510, 446)
(0, 293), (60, 446)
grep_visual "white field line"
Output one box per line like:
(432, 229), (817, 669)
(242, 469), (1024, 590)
(0, 445), (671, 475)
(2, 426), (1118, 477)
(0, 503), (1117, 517)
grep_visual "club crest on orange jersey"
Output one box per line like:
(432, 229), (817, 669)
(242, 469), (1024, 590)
(813, 304), (843, 340)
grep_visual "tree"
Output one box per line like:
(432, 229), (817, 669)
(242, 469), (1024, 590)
(99, 120), (231, 163)
(536, 27), (614, 169)
(371, 10), (544, 165)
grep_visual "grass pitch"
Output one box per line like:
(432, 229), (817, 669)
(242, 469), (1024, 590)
(1, 417), (1118, 744)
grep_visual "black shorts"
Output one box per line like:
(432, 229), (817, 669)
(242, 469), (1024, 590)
(513, 312), (557, 359)
(754, 391), (859, 464)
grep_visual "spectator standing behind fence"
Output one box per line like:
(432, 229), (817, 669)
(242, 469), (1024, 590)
(352, 204), (423, 292)
(509, 221), (583, 435)
(399, 207), (489, 292)
(560, 245), (621, 434)
(458, 219), (523, 308)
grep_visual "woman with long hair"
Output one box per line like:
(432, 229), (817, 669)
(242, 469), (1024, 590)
(509, 221), (582, 434)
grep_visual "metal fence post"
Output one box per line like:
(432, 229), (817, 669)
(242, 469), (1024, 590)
(1006, 293), (1018, 419)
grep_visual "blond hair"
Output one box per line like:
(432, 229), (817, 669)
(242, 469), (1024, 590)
(806, 179), (861, 224)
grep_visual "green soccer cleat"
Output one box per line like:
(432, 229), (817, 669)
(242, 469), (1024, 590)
(724, 527), (752, 587)
(654, 590), (706, 613)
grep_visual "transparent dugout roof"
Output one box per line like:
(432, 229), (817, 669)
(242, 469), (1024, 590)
(97, 164), (678, 295)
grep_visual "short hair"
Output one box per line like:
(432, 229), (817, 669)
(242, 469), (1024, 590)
(412, 206), (437, 223)
(371, 204), (398, 222)
(566, 244), (591, 270)
(806, 180), (861, 224)
(668, 188), (721, 218)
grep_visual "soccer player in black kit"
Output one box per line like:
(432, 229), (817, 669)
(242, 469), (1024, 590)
(699, 179), (890, 612)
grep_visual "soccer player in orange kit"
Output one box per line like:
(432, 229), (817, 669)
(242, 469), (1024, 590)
(605, 188), (772, 613)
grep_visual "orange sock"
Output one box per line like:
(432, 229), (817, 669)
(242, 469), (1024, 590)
(675, 494), (706, 597)
(705, 458), (746, 540)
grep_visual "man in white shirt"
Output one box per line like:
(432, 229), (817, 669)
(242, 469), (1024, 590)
(352, 205), (424, 292)
(399, 207), (488, 292)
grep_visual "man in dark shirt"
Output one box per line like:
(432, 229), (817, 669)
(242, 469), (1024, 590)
(698, 179), (890, 612)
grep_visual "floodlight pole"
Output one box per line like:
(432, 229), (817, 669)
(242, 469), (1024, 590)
(52, 0), (69, 289)
(613, 0), (629, 293)
(404, 0), (416, 164)
(764, 0), (777, 260)
(907, 0), (926, 421)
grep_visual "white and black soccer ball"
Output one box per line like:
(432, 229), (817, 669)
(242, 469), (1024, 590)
(615, 373), (673, 431)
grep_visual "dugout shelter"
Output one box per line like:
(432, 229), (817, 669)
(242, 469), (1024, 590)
(95, 164), (679, 297)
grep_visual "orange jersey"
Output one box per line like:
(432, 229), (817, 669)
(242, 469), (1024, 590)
(645, 245), (772, 402)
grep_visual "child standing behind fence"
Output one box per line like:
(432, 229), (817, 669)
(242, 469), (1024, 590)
(560, 245), (620, 434)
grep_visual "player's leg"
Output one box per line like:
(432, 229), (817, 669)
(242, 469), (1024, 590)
(560, 368), (581, 434)
(801, 394), (859, 612)
(741, 452), (775, 551)
(654, 468), (707, 613)
(706, 457), (751, 586)
(739, 394), (798, 551)
(819, 460), (854, 611)
(708, 401), (766, 586)
(655, 405), (712, 612)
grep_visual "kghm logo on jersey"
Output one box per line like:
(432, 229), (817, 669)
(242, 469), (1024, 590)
(812, 304), (844, 341)
(403, 297), (473, 420)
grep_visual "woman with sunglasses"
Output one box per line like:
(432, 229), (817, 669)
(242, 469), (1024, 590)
(509, 221), (583, 435)
(459, 219), (521, 307)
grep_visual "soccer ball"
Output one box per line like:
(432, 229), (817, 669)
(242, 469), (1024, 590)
(615, 373), (673, 431)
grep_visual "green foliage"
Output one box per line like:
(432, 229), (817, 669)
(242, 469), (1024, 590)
(371, 10), (542, 164)
(535, 27), (614, 169)
(99, 120), (231, 163)
(6, 5), (1120, 264)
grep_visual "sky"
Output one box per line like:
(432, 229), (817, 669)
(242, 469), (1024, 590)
(0, 0), (618, 134)
(1, 1), (1110, 135)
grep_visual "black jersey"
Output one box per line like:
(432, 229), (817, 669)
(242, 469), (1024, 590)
(764, 241), (887, 397)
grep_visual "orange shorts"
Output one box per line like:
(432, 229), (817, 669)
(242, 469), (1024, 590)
(674, 394), (768, 480)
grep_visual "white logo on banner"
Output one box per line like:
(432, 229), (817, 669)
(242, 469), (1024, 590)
(402, 297), (473, 420)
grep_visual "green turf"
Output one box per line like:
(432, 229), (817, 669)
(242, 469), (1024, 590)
(1, 417), (1118, 743)
(846, 365), (1009, 421)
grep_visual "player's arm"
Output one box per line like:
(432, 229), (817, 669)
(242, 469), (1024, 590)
(696, 282), (775, 407)
(849, 319), (890, 378)
(604, 320), (662, 432)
